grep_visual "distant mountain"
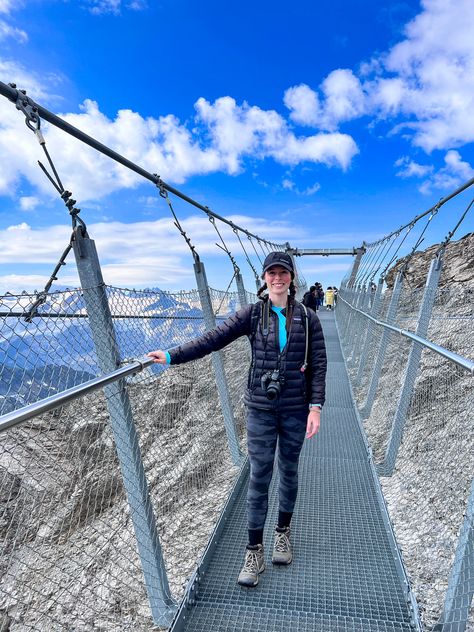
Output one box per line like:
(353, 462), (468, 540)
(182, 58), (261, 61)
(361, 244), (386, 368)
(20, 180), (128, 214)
(0, 286), (239, 413)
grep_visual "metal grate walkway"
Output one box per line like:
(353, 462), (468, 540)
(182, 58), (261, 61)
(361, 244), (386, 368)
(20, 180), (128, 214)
(170, 310), (418, 632)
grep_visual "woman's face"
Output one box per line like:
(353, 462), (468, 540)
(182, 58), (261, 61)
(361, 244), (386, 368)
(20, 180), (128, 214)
(264, 265), (292, 298)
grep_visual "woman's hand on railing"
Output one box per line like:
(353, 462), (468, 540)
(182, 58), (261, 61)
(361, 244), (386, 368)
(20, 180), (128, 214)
(147, 350), (167, 364)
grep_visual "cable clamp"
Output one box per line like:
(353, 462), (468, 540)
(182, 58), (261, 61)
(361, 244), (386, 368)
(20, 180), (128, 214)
(155, 174), (168, 198)
(14, 88), (41, 134)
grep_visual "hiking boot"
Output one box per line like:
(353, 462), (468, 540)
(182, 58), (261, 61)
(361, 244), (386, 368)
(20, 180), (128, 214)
(237, 544), (265, 587)
(272, 527), (293, 565)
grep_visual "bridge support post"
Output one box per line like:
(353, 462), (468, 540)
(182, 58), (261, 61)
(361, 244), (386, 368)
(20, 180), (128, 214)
(435, 477), (474, 632)
(235, 271), (248, 307)
(347, 245), (365, 288)
(194, 259), (243, 466)
(354, 278), (384, 387)
(72, 230), (175, 626)
(361, 273), (404, 419)
(341, 284), (363, 348)
(348, 286), (371, 368)
(378, 254), (443, 476)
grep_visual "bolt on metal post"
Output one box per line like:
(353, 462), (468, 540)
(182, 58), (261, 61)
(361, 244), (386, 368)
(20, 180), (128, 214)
(361, 273), (404, 419)
(72, 232), (175, 626)
(194, 259), (243, 466)
(378, 254), (443, 476)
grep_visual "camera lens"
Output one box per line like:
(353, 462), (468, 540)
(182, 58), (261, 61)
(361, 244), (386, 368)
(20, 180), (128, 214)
(266, 383), (280, 400)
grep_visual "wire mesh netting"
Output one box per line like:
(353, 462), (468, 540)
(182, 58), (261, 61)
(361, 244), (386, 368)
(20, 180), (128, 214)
(0, 285), (252, 630)
(337, 278), (474, 631)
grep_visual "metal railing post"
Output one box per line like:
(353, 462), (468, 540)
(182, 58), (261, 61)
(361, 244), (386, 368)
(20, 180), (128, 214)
(194, 259), (243, 465)
(72, 231), (175, 626)
(378, 253), (443, 476)
(347, 245), (365, 288)
(361, 273), (404, 419)
(354, 278), (384, 386)
(435, 478), (474, 631)
(348, 286), (371, 367)
(235, 271), (248, 308)
(341, 284), (362, 344)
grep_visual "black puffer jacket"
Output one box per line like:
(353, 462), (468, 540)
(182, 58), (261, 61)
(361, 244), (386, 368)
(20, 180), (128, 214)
(168, 300), (327, 412)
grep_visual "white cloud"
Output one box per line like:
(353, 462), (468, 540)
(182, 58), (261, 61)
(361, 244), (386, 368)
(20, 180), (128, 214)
(86, 0), (147, 14)
(0, 87), (358, 203)
(281, 178), (320, 196)
(0, 19), (27, 42)
(195, 96), (357, 171)
(283, 0), (474, 155)
(371, 0), (474, 151)
(19, 196), (40, 211)
(395, 156), (433, 178)
(6, 222), (30, 231)
(283, 84), (321, 127)
(419, 150), (474, 194)
(0, 0), (17, 14)
(0, 214), (303, 293)
(284, 71), (366, 131)
(87, 0), (121, 15)
(0, 274), (61, 293)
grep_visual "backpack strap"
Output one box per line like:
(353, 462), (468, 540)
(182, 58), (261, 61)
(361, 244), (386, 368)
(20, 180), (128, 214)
(249, 301), (263, 343)
(298, 301), (309, 372)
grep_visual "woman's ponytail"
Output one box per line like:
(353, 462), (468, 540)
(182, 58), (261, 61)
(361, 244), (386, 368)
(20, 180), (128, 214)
(257, 282), (268, 300)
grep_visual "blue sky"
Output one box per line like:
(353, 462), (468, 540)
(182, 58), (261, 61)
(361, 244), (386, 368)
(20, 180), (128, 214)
(0, 0), (473, 294)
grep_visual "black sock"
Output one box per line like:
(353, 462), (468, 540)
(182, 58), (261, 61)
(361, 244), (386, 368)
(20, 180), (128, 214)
(248, 528), (264, 547)
(277, 511), (293, 529)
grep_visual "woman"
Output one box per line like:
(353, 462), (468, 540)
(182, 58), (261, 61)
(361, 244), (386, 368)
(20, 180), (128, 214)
(148, 251), (327, 588)
(325, 286), (334, 310)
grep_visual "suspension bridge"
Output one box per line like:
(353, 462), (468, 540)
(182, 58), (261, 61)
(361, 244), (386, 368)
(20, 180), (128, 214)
(0, 81), (473, 632)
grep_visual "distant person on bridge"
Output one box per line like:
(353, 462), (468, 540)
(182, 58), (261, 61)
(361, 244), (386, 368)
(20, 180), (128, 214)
(325, 286), (335, 310)
(315, 282), (324, 310)
(148, 251), (327, 588)
(302, 285), (318, 311)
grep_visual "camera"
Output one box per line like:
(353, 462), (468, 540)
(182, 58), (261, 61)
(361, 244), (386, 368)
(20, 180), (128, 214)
(261, 369), (284, 401)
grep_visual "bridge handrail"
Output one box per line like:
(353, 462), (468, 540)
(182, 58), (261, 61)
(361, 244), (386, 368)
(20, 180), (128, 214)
(0, 356), (154, 433)
(338, 295), (474, 374)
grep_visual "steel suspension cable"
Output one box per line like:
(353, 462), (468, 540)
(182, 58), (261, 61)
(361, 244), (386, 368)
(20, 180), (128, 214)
(248, 235), (263, 266)
(364, 233), (400, 283)
(355, 241), (385, 286)
(233, 228), (260, 285)
(2, 82), (286, 251)
(157, 183), (199, 262)
(13, 105), (89, 321)
(380, 223), (415, 280)
(435, 196), (474, 255)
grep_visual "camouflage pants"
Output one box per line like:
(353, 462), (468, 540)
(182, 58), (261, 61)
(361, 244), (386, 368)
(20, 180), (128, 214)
(246, 408), (307, 530)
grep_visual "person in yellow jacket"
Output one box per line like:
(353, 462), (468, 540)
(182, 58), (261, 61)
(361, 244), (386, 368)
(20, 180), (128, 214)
(325, 286), (334, 310)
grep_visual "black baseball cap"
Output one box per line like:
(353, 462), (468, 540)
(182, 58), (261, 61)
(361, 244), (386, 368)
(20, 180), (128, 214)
(262, 251), (294, 275)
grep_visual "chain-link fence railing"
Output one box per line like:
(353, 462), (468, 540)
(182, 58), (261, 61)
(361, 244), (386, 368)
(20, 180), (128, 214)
(336, 270), (474, 631)
(0, 283), (251, 631)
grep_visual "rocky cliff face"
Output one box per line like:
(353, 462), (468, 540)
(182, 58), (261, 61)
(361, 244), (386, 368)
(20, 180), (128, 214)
(385, 232), (474, 288)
